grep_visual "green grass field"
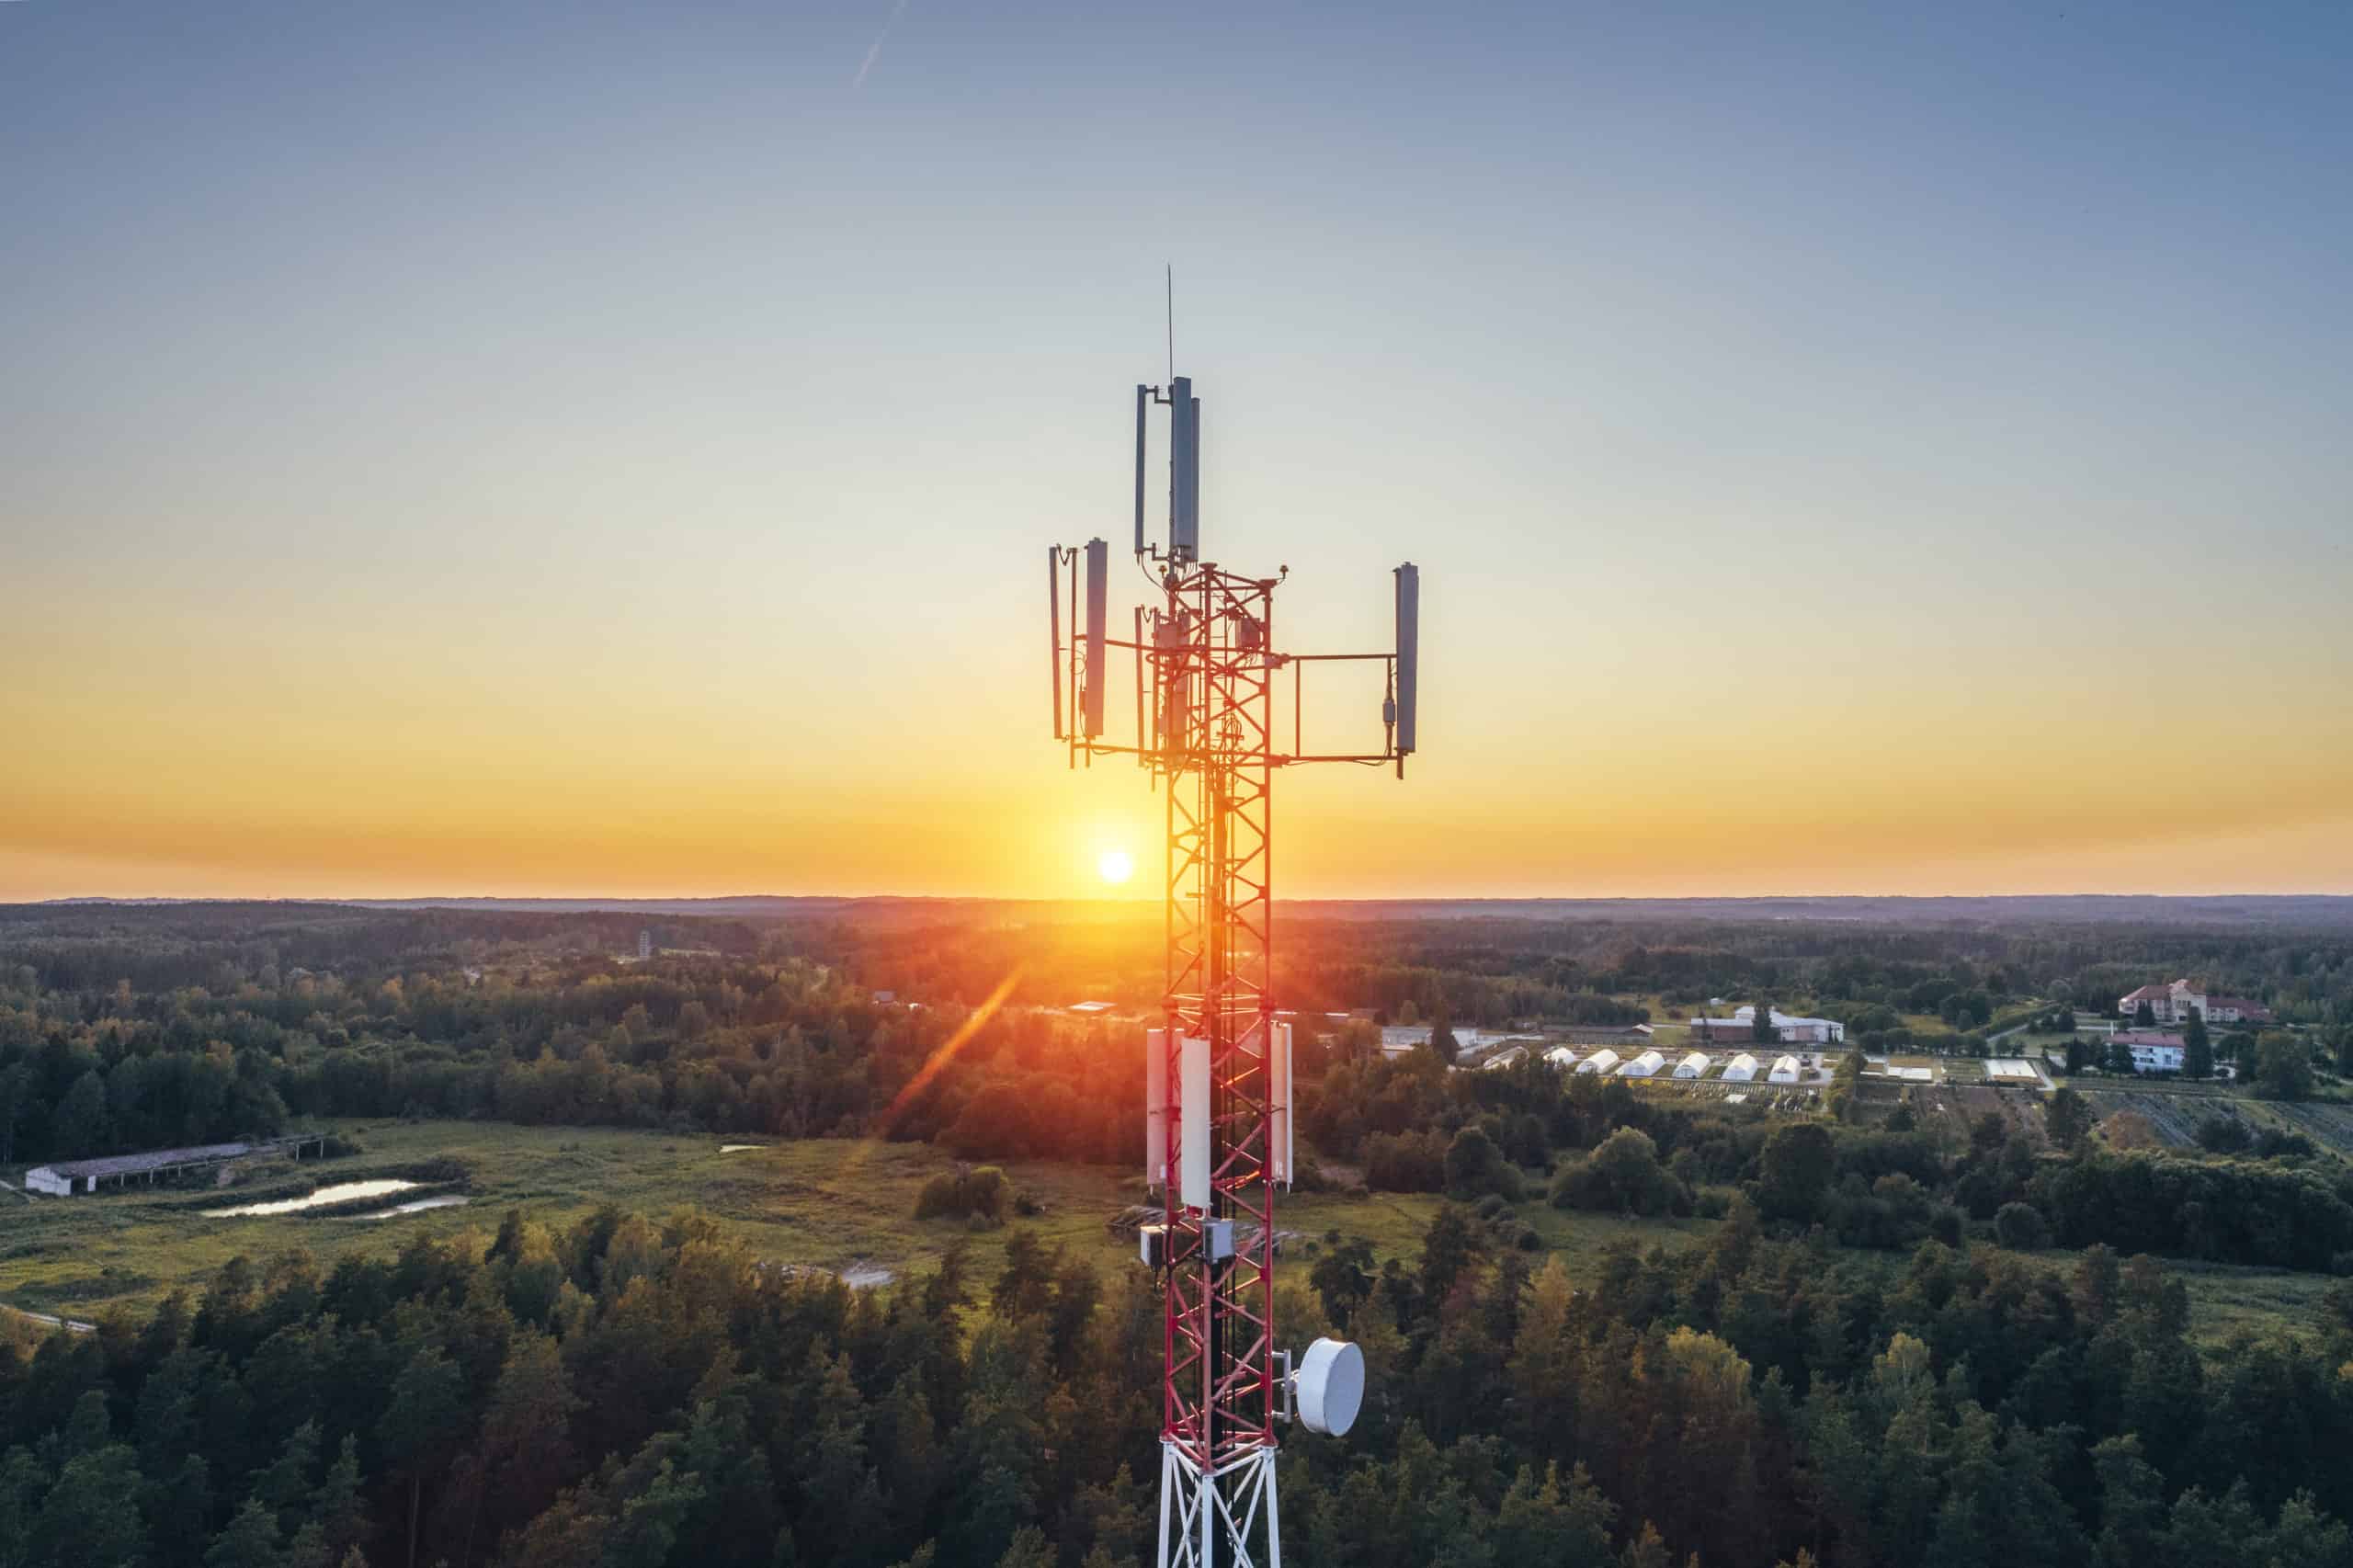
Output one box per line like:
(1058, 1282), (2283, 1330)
(6, 1120), (2334, 1349)
(0, 1120), (1719, 1322)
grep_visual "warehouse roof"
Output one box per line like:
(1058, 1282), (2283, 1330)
(30, 1142), (257, 1180)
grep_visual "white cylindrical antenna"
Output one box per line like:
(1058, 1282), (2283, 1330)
(1393, 562), (1419, 755)
(1295, 1338), (1366, 1437)
(1083, 538), (1108, 738)
(1133, 385), (1149, 555)
(1048, 545), (1063, 738)
(1169, 376), (1199, 563)
(1144, 1028), (1170, 1193)
(1178, 1034), (1211, 1210)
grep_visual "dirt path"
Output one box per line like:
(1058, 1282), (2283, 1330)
(2, 1302), (96, 1335)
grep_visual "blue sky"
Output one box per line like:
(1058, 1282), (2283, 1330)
(4, 2), (2348, 898)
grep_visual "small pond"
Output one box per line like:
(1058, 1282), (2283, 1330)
(206, 1180), (420, 1218)
(349, 1195), (471, 1220)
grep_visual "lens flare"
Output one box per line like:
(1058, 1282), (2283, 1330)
(1098, 848), (1134, 884)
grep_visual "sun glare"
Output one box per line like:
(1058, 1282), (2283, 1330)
(1097, 848), (1134, 885)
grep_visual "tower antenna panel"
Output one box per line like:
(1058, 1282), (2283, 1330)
(1168, 375), (1200, 563)
(1394, 562), (1419, 756)
(1083, 538), (1109, 738)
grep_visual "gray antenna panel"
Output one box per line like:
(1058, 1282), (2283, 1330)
(1083, 538), (1108, 738)
(1394, 562), (1419, 754)
(1048, 545), (1063, 738)
(1132, 385), (1148, 555)
(1169, 375), (1199, 562)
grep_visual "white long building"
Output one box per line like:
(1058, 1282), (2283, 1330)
(1673, 1051), (1710, 1079)
(1575, 1049), (1621, 1075)
(1721, 1053), (1759, 1083)
(1768, 1054), (1802, 1084)
(1617, 1049), (1667, 1078)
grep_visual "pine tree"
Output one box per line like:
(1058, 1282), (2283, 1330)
(32, 1445), (151, 1568)
(2182, 1009), (2212, 1079)
(205, 1497), (288, 1568)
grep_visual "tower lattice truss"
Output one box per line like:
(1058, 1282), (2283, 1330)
(1047, 372), (1415, 1568)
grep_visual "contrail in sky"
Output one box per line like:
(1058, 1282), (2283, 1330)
(852, 0), (911, 89)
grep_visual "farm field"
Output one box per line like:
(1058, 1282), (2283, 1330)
(0, 1119), (1720, 1322)
(1850, 1079), (2048, 1142)
(2073, 1089), (2353, 1158)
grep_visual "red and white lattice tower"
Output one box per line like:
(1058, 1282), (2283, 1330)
(1047, 372), (1416, 1568)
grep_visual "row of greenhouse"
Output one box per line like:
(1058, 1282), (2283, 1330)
(1539, 1045), (1806, 1084)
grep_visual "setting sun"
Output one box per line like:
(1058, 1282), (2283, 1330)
(1097, 848), (1134, 885)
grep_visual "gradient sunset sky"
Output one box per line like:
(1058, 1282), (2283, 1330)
(5, 2), (2349, 902)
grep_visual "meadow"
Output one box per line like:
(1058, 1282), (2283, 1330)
(0, 1119), (1722, 1323)
(6, 1117), (2337, 1356)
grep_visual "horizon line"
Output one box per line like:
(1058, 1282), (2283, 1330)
(14, 890), (2353, 908)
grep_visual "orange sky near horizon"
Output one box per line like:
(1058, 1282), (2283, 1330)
(7, 574), (2351, 902)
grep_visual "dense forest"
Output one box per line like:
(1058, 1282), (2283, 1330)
(10, 1185), (2353, 1565)
(6, 901), (2353, 1565)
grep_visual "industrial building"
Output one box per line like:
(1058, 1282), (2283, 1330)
(24, 1136), (324, 1197)
(1691, 1007), (1846, 1046)
(1560, 1024), (1653, 1047)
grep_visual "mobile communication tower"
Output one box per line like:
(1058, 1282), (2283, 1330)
(1046, 373), (1420, 1567)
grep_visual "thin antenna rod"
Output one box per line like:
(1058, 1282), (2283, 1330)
(1165, 264), (1174, 383)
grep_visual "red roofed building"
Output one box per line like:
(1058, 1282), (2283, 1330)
(2117, 980), (2270, 1026)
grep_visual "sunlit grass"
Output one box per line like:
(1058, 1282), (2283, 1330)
(0, 1121), (1720, 1320)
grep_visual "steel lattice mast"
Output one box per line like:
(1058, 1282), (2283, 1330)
(1048, 372), (1416, 1568)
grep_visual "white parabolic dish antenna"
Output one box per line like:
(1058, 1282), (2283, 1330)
(1296, 1337), (1365, 1437)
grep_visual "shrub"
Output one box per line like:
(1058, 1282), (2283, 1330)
(915, 1163), (1011, 1224)
(1550, 1127), (1687, 1218)
(2196, 1118), (2252, 1153)
(1445, 1127), (1524, 1203)
(1995, 1201), (2051, 1251)
(1365, 1131), (1449, 1193)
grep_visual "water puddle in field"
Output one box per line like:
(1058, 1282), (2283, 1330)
(720, 1144), (766, 1153)
(839, 1264), (894, 1289)
(206, 1180), (420, 1217)
(349, 1195), (472, 1220)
